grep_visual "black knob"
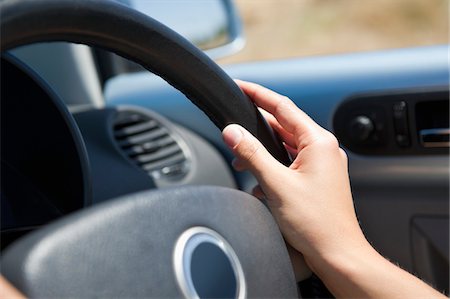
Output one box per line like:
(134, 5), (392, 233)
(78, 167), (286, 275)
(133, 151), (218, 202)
(349, 115), (374, 142)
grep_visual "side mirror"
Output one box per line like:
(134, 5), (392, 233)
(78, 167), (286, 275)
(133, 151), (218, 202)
(120, 0), (245, 60)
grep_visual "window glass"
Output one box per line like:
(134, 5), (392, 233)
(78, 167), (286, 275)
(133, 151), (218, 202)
(220, 0), (448, 64)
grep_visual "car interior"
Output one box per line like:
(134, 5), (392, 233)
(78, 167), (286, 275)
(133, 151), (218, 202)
(1, 0), (449, 298)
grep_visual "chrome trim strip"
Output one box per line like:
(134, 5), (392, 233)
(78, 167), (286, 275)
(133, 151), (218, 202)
(419, 128), (450, 148)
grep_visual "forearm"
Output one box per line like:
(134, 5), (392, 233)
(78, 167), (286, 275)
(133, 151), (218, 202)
(308, 241), (446, 299)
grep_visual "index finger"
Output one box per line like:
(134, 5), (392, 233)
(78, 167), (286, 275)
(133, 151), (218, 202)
(235, 79), (321, 137)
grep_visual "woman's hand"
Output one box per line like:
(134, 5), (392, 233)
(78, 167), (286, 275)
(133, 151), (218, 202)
(222, 80), (446, 298)
(223, 80), (367, 265)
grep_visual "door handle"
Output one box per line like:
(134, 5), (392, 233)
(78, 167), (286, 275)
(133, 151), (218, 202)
(419, 128), (450, 148)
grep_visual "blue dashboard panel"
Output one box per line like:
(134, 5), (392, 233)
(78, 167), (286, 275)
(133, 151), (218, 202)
(105, 45), (448, 148)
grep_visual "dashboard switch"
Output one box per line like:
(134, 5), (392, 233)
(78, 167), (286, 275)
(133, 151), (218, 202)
(392, 101), (410, 147)
(349, 115), (374, 142)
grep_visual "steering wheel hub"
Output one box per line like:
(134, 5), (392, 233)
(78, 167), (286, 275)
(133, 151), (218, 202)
(174, 227), (246, 299)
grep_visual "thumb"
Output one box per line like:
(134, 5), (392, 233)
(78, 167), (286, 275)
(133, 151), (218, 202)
(222, 124), (283, 179)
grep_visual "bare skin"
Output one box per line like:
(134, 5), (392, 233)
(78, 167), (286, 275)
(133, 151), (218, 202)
(222, 79), (446, 299)
(0, 276), (25, 299)
(0, 80), (445, 299)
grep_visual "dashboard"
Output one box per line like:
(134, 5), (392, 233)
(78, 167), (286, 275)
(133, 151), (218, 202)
(1, 54), (236, 249)
(2, 44), (449, 293)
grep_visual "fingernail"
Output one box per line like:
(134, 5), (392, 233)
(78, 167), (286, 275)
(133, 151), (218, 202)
(223, 125), (243, 148)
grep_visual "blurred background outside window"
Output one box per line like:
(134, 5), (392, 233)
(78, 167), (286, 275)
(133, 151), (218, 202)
(219, 0), (448, 64)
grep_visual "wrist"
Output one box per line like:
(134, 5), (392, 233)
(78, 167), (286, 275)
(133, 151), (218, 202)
(301, 223), (371, 270)
(305, 237), (386, 298)
(302, 228), (377, 279)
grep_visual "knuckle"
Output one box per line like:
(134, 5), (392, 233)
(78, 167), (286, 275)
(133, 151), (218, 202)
(292, 122), (306, 137)
(274, 96), (291, 115)
(318, 132), (339, 150)
(237, 138), (260, 163)
(281, 95), (293, 103)
(339, 148), (348, 161)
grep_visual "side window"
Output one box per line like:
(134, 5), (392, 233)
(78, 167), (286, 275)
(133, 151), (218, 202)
(220, 0), (447, 64)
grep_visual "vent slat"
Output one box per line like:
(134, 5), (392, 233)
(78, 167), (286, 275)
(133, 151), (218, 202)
(141, 153), (186, 171)
(135, 143), (182, 164)
(118, 127), (168, 147)
(125, 136), (175, 156)
(114, 120), (158, 138)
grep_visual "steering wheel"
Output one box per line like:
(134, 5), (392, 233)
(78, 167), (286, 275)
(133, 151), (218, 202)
(1, 0), (301, 297)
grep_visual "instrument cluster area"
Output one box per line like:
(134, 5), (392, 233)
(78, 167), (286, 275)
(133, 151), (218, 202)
(1, 54), (237, 250)
(1, 56), (90, 248)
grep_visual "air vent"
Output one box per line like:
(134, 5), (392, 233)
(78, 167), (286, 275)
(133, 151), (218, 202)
(113, 109), (189, 180)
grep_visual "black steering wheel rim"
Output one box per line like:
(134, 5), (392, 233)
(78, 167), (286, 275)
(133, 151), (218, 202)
(0, 0), (290, 165)
(0, 0), (301, 297)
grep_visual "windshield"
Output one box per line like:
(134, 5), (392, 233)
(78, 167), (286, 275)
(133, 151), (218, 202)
(220, 0), (448, 64)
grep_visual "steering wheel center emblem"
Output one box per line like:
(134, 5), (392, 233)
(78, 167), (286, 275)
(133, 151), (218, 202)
(173, 227), (246, 299)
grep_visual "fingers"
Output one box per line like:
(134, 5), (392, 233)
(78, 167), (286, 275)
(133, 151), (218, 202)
(235, 80), (320, 140)
(259, 108), (297, 149)
(222, 124), (283, 178)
